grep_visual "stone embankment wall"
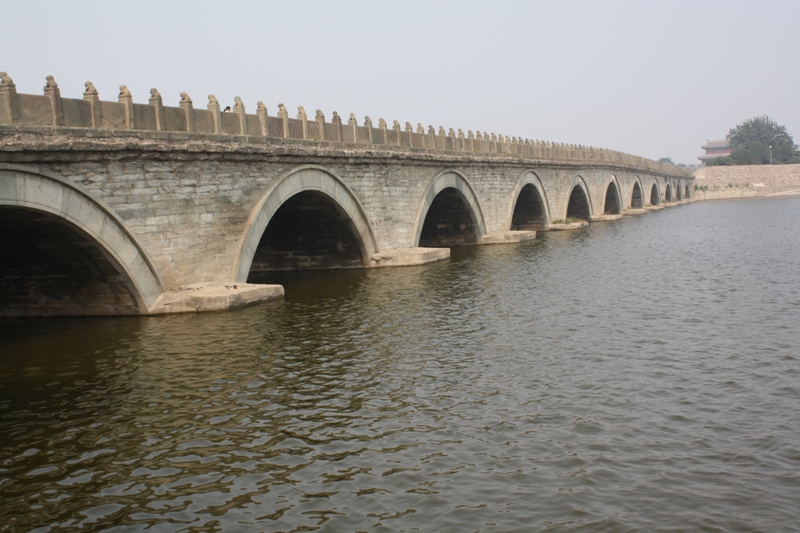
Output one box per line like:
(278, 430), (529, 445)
(693, 164), (800, 200)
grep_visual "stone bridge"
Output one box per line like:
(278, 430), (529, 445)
(0, 73), (693, 316)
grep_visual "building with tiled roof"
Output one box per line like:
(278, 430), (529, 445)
(698, 139), (732, 164)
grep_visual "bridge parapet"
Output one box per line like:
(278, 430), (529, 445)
(0, 73), (688, 178)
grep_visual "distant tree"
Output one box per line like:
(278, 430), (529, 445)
(711, 116), (798, 165)
(706, 156), (738, 166)
(658, 157), (674, 164)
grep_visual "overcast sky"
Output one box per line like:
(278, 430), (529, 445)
(3, 0), (799, 165)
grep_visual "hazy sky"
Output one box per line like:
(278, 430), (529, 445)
(3, 0), (799, 165)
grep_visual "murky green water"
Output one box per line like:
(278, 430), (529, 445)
(2, 198), (800, 532)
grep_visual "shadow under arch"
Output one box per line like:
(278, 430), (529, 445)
(234, 165), (378, 281)
(665, 183), (673, 202)
(507, 170), (551, 230)
(565, 176), (593, 220)
(650, 182), (661, 205)
(631, 177), (645, 209)
(0, 163), (164, 316)
(603, 175), (623, 214)
(685, 183), (691, 199)
(412, 170), (486, 247)
(676, 182), (683, 201)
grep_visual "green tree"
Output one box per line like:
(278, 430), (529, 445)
(658, 156), (674, 164)
(720, 116), (798, 165)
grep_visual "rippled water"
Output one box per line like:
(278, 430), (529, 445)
(2, 198), (800, 532)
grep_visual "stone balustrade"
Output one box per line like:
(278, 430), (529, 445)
(0, 72), (687, 177)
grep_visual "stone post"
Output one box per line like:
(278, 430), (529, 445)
(364, 116), (373, 143)
(467, 130), (475, 152)
(0, 72), (19, 124)
(43, 75), (64, 126)
(458, 129), (465, 151)
(208, 95), (221, 134)
(119, 85), (134, 129)
(83, 81), (102, 128)
(348, 113), (358, 142)
(234, 97), (246, 134)
(427, 125), (436, 149)
(379, 118), (387, 144)
(393, 120), (402, 145)
(180, 92), (195, 132)
(257, 102), (268, 136)
(297, 106), (308, 139)
(332, 111), (342, 141)
(277, 103), (289, 137)
(149, 88), (165, 131)
(315, 110), (325, 140)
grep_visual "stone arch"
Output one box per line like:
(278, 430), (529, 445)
(631, 177), (645, 209)
(507, 170), (551, 230)
(685, 183), (691, 199)
(234, 165), (378, 280)
(0, 163), (164, 316)
(650, 182), (660, 206)
(413, 170), (486, 247)
(665, 183), (673, 202)
(603, 175), (622, 214)
(565, 176), (593, 221)
(675, 181), (683, 201)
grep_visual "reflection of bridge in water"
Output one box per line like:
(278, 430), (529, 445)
(0, 73), (693, 316)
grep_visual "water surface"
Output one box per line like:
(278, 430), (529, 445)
(2, 198), (799, 532)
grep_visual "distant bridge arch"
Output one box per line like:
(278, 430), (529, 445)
(631, 177), (645, 209)
(234, 165), (378, 281)
(565, 176), (594, 221)
(413, 170), (486, 247)
(649, 182), (661, 206)
(507, 170), (551, 231)
(603, 175), (623, 215)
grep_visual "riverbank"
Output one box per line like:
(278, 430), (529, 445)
(692, 163), (800, 200)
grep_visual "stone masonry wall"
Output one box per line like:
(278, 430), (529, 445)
(0, 127), (690, 290)
(693, 164), (800, 200)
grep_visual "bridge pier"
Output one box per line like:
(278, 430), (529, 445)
(481, 230), (537, 244)
(148, 283), (283, 314)
(369, 247), (450, 267)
